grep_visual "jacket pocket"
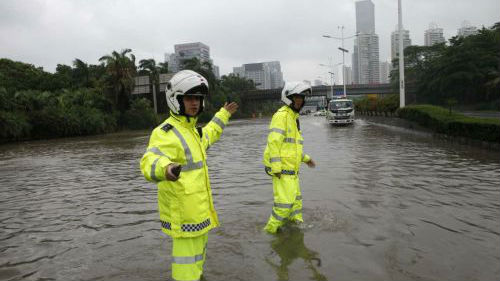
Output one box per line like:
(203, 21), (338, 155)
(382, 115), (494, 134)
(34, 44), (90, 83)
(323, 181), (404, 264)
(178, 169), (207, 194)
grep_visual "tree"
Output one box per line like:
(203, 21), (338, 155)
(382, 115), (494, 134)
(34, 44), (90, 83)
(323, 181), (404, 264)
(139, 58), (160, 113)
(0, 58), (48, 93)
(73, 58), (90, 88)
(181, 57), (217, 87)
(54, 64), (73, 89)
(220, 73), (255, 92)
(99, 49), (137, 115)
(158, 62), (169, 73)
(390, 23), (499, 107)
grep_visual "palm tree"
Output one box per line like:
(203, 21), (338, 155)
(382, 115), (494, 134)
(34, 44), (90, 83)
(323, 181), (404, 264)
(139, 58), (160, 113)
(73, 58), (89, 88)
(158, 62), (169, 73)
(181, 57), (217, 87)
(99, 49), (137, 114)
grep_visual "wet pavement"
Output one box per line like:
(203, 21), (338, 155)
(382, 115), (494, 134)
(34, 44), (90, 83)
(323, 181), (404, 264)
(1, 116), (499, 281)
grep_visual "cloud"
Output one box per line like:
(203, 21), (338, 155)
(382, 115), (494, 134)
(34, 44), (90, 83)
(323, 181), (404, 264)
(0, 0), (498, 82)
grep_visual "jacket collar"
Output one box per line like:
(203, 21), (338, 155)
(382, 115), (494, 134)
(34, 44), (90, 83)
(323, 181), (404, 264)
(281, 105), (299, 118)
(168, 112), (198, 129)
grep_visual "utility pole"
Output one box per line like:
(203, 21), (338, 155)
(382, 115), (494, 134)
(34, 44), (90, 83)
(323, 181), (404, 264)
(398, 0), (405, 107)
(328, 71), (335, 99)
(322, 28), (357, 98)
(152, 79), (158, 114)
(339, 26), (347, 98)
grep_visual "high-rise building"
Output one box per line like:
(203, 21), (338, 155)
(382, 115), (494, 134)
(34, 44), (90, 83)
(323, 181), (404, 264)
(242, 63), (270, 89)
(352, 45), (359, 84)
(232, 61), (284, 89)
(169, 42), (211, 73)
(353, 33), (380, 84)
(233, 66), (244, 77)
(457, 21), (478, 37)
(164, 53), (172, 64)
(379, 61), (391, 83)
(344, 66), (352, 85)
(266, 61), (284, 89)
(352, 0), (380, 84)
(212, 65), (220, 79)
(355, 0), (375, 34)
(391, 27), (411, 61)
(424, 23), (445, 46)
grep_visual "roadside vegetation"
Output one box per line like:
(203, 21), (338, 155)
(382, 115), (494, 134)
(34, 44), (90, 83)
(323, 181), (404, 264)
(390, 23), (500, 110)
(0, 51), (255, 143)
(398, 105), (499, 143)
(354, 23), (499, 143)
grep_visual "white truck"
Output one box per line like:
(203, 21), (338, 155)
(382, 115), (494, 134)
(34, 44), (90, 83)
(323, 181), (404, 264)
(326, 98), (355, 125)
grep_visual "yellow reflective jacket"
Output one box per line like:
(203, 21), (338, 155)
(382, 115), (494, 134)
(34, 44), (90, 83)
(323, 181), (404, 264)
(263, 105), (311, 175)
(140, 108), (231, 238)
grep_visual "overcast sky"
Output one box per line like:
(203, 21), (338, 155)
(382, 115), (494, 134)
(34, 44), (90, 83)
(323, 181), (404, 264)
(1, 0), (498, 83)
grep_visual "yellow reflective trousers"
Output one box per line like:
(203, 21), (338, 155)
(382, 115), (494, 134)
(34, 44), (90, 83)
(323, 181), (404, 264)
(263, 106), (310, 234)
(172, 233), (208, 281)
(264, 175), (303, 234)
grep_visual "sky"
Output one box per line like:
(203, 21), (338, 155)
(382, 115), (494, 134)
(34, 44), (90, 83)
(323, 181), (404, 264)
(1, 0), (499, 84)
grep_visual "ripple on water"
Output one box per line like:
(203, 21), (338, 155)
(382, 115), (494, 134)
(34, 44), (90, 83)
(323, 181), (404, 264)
(1, 118), (499, 280)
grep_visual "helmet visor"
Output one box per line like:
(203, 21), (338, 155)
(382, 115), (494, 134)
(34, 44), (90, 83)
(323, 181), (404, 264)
(185, 84), (208, 96)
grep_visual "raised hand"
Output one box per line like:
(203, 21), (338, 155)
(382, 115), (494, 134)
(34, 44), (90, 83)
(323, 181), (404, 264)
(223, 102), (239, 115)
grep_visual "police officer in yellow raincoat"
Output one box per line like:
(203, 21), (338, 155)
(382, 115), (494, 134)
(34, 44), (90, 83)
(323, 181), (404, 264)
(140, 70), (238, 281)
(263, 81), (316, 234)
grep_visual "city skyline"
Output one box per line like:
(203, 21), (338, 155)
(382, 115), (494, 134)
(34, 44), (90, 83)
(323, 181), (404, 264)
(1, 0), (498, 83)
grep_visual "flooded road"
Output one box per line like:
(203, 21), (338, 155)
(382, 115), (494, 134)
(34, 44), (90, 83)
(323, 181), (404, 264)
(1, 116), (499, 281)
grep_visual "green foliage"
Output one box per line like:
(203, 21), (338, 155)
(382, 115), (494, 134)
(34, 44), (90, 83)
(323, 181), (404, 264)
(391, 23), (500, 106)
(0, 88), (118, 141)
(445, 98), (457, 114)
(354, 94), (399, 113)
(123, 98), (158, 130)
(0, 48), (258, 143)
(138, 58), (161, 111)
(0, 58), (50, 93)
(181, 57), (217, 88)
(99, 49), (137, 115)
(0, 110), (31, 140)
(397, 104), (500, 142)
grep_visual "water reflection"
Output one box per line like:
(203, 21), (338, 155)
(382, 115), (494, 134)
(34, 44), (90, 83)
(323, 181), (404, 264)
(1, 118), (499, 280)
(266, 225), (327, 281)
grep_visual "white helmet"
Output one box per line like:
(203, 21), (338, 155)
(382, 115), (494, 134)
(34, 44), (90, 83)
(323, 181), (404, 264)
(166, 70), (209, 115)
(281, 81), (311, 108)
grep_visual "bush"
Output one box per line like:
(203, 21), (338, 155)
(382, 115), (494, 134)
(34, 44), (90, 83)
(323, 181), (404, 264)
(0, 110), (31, 141)
(397, 104), (500, 142)
(354, 94), (399, 113)
(123, 98), (158, 130)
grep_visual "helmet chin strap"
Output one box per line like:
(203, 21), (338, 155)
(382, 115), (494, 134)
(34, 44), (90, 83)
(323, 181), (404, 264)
(176, 96), (204, 122)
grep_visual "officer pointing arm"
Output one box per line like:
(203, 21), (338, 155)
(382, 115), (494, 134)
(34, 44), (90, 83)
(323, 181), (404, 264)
(140, 70), (238, 281)
(165, 101), (238, 181)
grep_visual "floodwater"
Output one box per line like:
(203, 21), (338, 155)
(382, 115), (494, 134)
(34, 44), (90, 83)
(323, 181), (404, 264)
(1, 116), (499, 281)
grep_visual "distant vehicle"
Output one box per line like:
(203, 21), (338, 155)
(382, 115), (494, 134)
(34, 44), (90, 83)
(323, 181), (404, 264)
(313, 109), (326, 116)
(326, 98), (354, 125)
(300, 109), (311, 115)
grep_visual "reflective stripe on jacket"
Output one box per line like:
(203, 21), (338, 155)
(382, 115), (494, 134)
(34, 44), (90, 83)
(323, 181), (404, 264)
(140, 108), (231, 238)
(263, 105), (311, 175)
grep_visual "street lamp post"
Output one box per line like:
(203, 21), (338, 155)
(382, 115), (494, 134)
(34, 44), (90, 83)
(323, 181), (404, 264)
(398, 0), (406, 107)
(339, 26), (346, 98)
(322, 27), (357, 98)
(328, 71), (335, 100)
(319, 63), (335, 99)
